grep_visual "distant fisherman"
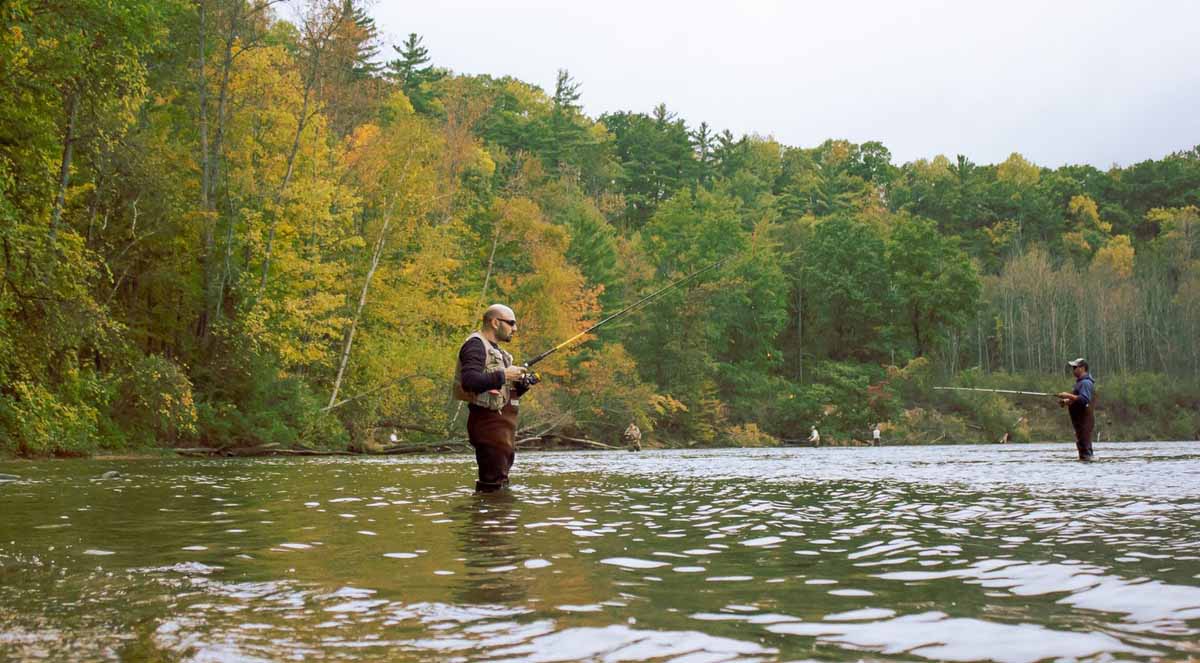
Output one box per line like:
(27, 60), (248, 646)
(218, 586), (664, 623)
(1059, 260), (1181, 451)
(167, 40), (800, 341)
(1056, 358), (1096, 461)
(623, 422), (642, 452)
(453, 304), (533, 492)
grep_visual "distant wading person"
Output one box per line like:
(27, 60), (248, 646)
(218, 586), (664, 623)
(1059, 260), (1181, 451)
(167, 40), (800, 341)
(453, 304), (533, 492)
(623, 422), (642, 452)
(1057, 357), (1096, 461)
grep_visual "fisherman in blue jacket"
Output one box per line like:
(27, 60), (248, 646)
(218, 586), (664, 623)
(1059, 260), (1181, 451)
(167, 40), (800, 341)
(1057, 357), (1096, 461)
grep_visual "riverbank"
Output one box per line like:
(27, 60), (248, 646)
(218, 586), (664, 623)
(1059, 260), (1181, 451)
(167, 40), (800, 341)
(2, 371), (1196, 460)
(2, 435), (1194, 462)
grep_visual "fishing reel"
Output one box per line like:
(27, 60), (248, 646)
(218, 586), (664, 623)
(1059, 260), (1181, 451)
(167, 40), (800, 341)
(517, 371), (541, 389)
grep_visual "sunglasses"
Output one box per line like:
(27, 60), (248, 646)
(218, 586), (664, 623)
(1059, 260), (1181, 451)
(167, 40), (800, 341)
(497, 319), (516, 326)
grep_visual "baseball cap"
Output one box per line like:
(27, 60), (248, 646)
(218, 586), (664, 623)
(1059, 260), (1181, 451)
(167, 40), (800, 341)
(1066, 357), (1088, 369)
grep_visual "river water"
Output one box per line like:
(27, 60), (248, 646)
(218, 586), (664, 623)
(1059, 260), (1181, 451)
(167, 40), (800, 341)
(2, 442), (1199, 662)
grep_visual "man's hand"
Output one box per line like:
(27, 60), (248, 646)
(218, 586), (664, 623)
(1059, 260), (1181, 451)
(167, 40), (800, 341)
(504, 365), (526, 383)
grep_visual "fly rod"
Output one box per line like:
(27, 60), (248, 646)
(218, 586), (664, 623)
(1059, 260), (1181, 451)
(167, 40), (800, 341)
(934, 387), (1052, 397)
(522, 255), (732, 370)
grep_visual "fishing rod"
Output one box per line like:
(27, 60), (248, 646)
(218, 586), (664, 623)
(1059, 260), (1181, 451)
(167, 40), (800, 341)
(521, 255), (732, 371)
(934, 387), (1052, 397)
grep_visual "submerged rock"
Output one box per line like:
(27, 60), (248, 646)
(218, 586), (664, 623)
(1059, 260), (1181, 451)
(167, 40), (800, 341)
(0, 473), (20, 482)
(99, 470), (121, 480)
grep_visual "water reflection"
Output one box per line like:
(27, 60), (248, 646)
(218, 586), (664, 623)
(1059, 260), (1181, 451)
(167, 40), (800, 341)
(454, 491), (529, 605)
(1, 443), (1199, 661)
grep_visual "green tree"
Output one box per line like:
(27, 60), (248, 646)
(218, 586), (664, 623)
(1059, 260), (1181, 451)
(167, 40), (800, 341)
(886, 215), (981, 358)
(601, 106), (697, 229)
(802, 216), (891, 361)
(386, 33), (444, 115)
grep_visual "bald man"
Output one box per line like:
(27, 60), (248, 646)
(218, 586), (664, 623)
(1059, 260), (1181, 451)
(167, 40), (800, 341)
(452, 304), (532, 491)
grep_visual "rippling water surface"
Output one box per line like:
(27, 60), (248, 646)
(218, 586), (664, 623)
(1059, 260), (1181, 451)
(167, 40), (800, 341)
(2, 442), (1200, 662)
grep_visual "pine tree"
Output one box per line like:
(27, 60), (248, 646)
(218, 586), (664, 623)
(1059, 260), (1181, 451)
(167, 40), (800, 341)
(691, 121), (716, 187)
(344, 0), (380, 79)
(546, 69), (586, 170)
(386, 33), (444, 114)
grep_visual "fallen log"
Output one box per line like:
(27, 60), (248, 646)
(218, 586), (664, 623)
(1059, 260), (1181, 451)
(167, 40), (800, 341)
(175, 447), (219, 457)
(274, 448), (355, 456)
(175, 446), (354, 458)
(378, 440), (471, 454)
(516, 434), (620, 450)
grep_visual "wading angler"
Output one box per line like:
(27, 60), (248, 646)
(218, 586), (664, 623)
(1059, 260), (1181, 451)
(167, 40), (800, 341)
(453, 304), (536, 492)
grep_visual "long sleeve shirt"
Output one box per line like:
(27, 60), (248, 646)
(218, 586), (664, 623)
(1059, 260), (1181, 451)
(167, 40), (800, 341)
(1068, 373), (1095, 420)
(457, 337), (529, 399)
(1073, 373), (1094, 407)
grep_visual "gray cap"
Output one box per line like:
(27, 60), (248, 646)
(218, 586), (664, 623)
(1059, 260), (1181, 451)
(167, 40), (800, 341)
(1066, 357), (1088, 369)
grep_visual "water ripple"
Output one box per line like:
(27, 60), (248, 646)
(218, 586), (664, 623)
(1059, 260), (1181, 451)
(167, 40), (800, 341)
(1, 442), (1198, 661)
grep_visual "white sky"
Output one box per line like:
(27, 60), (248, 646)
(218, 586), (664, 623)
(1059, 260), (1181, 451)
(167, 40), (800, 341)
(365, 0), (1200, 168)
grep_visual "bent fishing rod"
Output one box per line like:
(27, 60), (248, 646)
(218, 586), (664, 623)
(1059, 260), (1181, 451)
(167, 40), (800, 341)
(934, 386), (1052, 397)
(521, 255), (732, 371)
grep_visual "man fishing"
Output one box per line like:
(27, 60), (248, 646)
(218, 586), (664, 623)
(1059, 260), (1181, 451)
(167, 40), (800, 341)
(1056, 357), (1096, 461)
(453, 304), (533, 492)
(449, 257), (728, 491)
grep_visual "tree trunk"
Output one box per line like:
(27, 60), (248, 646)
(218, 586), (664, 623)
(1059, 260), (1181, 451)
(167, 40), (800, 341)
(198, 0), (211, 220)
(479, 222), (502, 304)
(50, 87), (80, 241)
(198, 0), (239, 338)
(911, 305), (924, 357)
(257, 1), (347, 301)
(327, 196), (396, 408)
(796, 272), (803, 383)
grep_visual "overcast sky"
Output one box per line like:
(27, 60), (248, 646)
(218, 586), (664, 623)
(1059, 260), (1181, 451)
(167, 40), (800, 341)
(366, 0), (1200, 168)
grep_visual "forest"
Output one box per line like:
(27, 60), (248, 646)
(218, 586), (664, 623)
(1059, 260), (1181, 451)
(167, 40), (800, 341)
(2, 0), (1199, 457)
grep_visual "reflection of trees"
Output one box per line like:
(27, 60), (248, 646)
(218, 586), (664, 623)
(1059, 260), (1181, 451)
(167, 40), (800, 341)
(452, 491), (528, 605)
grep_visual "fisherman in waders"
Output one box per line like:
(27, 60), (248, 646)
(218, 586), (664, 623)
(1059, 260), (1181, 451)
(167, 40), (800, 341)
(1057, 357), (1096, 461)
(622, 422), (642, 452)
(453, 304), (533, 492)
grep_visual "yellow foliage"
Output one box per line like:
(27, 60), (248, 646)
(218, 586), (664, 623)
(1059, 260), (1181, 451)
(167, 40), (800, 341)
(996, 153), (1040, 187)
(725, 422), (779, 447)
(1147, 206), (1200, 265)
(651, 394), (688, 415)
(984, 220), (1018, 247)
(1063, 230), (1091, 254)
(1069, 195), (1112, 233)
(489, 195), (601, 375)
(1091, 235), (1135, 279)
(1069, 195), (1099, 226)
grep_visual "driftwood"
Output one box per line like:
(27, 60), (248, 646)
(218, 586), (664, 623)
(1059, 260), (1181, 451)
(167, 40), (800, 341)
(174, 444), (354, 458)
(517, 434), (620, 450)
(378, 439), (471, 454)
(274, 448), (355, 456)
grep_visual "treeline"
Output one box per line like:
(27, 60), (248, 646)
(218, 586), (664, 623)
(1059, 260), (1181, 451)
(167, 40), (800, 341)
(2, 0), (1198, 456)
